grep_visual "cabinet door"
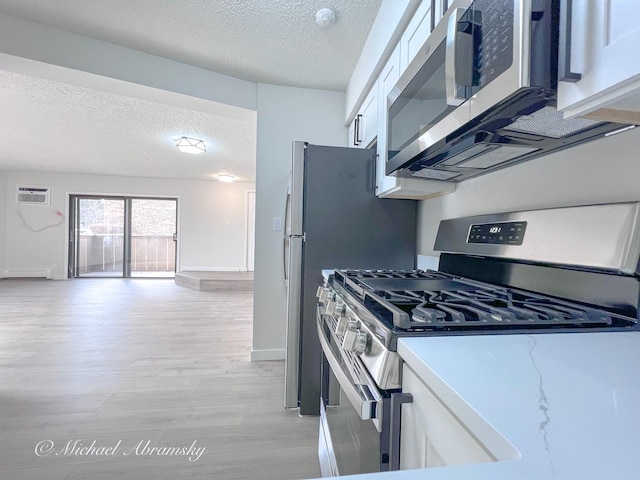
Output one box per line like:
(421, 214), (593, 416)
(557, 1), (640, 119)
(349, 118), (358, 147)
(377, 45), (402, 194)
(399, 1), (433, 74)
(349, 86), (377, 149)
(433, 1), (449, 34)
(360, 86), (378, 148)
(400, 364), (493, 469)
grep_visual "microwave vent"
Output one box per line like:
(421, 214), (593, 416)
(440, 143), (539, 170)
(16, 185), (51, 205)
(505, 107), (604, 139)
(411, 169), (461, 181)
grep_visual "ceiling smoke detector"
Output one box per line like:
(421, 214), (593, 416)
(175, 136), (206, 154)
(315, 8), (336, 29)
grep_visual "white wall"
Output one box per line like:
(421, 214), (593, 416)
(0, 170), (6, 275)
(252, 84), (347, 360)
(417, 128), (640, 255)
(3, 171), (255, 279)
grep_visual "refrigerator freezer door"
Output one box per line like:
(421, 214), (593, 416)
(284, 236), (303, 408)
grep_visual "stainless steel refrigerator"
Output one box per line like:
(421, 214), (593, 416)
(284, 141), (417, 416)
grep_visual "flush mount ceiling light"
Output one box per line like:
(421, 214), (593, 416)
(217, 175), (235, 183)
(315, 8), (336, 28)
(175, 136), (206, 154)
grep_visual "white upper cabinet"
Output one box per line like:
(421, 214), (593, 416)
(398, 1), (451, 75)
(360, 86), (378, 147)
(376, 45), (404, 194)
(350, 83), (378, 148)
(399, 1), (434, 74)
(557, 0), (640, 121)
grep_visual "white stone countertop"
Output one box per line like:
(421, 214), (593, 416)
(334, 332), (640, 480)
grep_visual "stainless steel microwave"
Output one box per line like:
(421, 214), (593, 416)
(386, 0), (633, 182)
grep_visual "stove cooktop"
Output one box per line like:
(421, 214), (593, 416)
(331, 269), (636, 333)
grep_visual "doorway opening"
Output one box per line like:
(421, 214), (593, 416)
(68, 195), (178, 278)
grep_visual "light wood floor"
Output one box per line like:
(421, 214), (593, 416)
(0, 279), (320, 480)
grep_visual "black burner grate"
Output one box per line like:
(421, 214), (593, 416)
(409, 288), (613, 328)
(332, 269), (636, 333)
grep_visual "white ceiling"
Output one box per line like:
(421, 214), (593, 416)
(0, 70), (257, 181)
(0, 0), (383, 182)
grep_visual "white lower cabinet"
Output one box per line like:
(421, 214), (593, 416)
(400, 364), (492, 469)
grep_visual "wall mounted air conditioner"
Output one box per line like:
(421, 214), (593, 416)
(16, 185), (51, 206)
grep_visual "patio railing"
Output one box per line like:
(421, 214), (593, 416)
(78, 234), (175, 274)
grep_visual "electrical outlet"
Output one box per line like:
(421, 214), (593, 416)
(273, 217), (282, 231)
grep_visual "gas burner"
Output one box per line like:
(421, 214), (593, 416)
(409, 288), (613, 328)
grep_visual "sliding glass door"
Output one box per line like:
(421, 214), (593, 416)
(69, 196), (177, 278)
(131, 198), (177, 277)
(71, 197), (125, 277)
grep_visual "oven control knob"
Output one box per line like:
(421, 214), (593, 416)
(335, 315), (349, 335)
(333, 298), (345, 316)
(325, 300), (335, 316)
(342, 329), (368, 355)
(332, 304), (345, 324)
(347, 318), (360, 331)
(316, 286), (330, 303)
(342, 328), (357, 351)
(353, 331), (368, 356)
(325, 294), (337, 315)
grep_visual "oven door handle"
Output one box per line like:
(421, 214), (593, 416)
(317, 316), (379, 421)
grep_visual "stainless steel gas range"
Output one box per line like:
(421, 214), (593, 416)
(316, 202), (640, 476)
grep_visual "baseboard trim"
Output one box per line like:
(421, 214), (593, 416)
(4, 268), (54, 279)
(250, 349), (286, 362)
(181, 266), (247, 272)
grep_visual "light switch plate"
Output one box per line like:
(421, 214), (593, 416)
(273, 217), (282, 231)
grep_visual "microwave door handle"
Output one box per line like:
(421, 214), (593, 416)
(445, 7), (471, 106)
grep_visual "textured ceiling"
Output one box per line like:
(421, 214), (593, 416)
(0, 0), (382, 91)
(0, 0), (381, 181)
(0, 70), (257, 182)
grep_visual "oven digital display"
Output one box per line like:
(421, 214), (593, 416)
(468, 221), (526, 245)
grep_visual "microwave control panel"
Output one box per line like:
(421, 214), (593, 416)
(467, 221), (527, 245)
(465, 0), (514, 90)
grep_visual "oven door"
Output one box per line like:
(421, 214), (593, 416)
(317, 309), (390, 476)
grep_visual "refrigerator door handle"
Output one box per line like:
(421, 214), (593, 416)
(283, 237), (288, 283)
(283, 191), (291, 283)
